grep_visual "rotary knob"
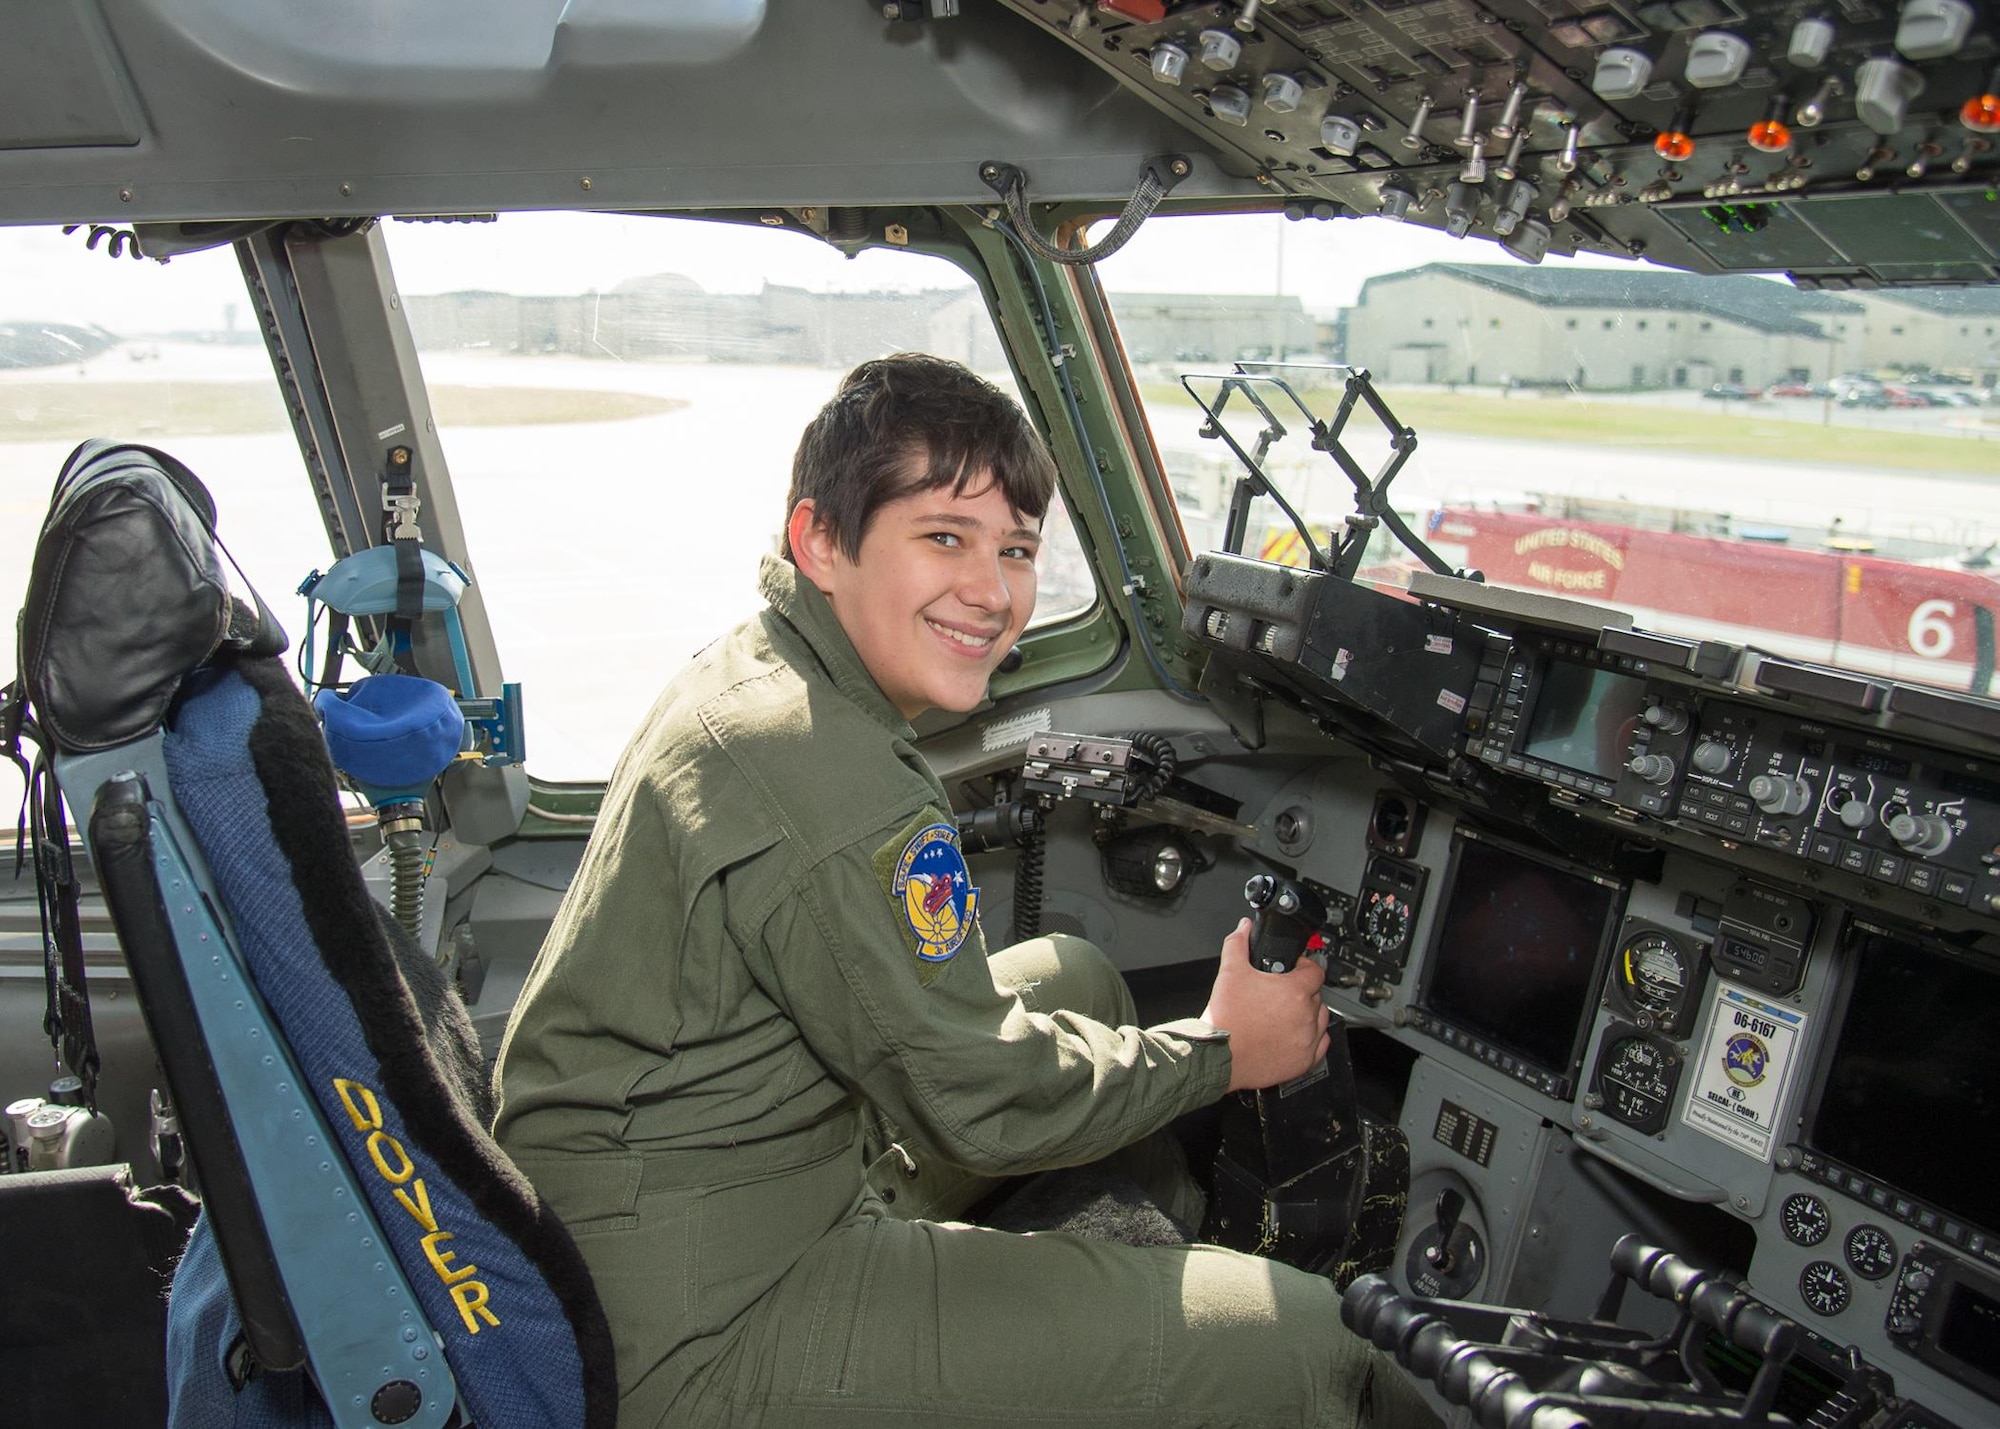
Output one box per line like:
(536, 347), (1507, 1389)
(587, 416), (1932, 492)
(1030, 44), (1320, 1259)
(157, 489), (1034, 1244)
(1628, 754), (1676, 785)
(1748, 774), (1812, 817)
(1643, 702), (1688, 735)
(1197, 28), (1242, 71)
(1691, 741), (1731, 775)
(1886, 811), (1952, 856)
(1837, 793), (1875, 830)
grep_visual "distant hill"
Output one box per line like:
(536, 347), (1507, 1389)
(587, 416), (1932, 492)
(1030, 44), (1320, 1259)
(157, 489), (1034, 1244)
(0, 321), (119, 369)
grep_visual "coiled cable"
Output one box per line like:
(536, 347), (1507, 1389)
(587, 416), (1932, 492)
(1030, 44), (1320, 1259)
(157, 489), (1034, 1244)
(1011, 827), (1045, 945)
(1123, 730), (1178, 804)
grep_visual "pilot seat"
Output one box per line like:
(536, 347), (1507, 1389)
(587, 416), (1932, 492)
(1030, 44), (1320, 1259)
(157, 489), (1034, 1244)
(5, 439), (614, 1428)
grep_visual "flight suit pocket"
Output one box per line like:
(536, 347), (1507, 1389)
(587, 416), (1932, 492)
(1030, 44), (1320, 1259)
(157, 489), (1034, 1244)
(510, 1152), (643, 1235)
(688, 1138), (857, 1337)
(791, 1212), (880, 1397)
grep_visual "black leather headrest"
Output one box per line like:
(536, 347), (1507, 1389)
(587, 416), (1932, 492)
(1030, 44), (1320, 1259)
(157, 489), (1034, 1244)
(17, 439), (288, 754)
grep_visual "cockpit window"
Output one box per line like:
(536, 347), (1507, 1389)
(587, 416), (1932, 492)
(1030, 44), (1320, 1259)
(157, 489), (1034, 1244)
(383, 213), (1096, 779)
(0, 227), (324, 816)
(1095, 212), (2000, 702)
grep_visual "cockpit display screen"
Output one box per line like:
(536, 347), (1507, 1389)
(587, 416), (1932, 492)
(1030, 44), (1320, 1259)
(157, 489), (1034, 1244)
(1519, 662), (1649, 783)
(1808, 927), (2000, 1234)
(1417, 831), (1626, 1085)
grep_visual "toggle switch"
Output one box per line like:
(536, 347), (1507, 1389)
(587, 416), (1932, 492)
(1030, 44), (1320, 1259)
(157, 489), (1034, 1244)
(1797, 75), (1842, 127)
(1401, 95), (1435, 150)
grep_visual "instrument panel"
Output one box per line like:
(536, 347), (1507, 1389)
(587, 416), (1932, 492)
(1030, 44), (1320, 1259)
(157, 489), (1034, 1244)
(1181, 550), (2000, 1428)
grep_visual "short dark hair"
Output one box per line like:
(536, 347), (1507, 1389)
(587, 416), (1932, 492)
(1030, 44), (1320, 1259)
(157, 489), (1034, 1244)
(782, 353), (1057, 562)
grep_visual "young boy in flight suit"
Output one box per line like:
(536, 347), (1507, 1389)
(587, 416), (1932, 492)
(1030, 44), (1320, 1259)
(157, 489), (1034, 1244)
(492, 353), (1438, 1429)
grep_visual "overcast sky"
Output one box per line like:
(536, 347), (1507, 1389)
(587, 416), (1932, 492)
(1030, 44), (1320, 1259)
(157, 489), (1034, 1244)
(1, 210), (1656, 336)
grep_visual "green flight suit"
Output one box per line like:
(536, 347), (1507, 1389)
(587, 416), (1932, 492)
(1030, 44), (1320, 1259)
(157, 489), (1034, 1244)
(493, 556), (1436, 1429)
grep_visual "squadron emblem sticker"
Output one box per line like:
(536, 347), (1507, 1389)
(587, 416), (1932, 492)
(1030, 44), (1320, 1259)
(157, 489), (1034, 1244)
(1722, 1032), (1769, 1088)
(890, 822), (980, 965)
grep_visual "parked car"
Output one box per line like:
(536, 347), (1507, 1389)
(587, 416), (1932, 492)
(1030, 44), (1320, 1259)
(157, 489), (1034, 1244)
(1702, 382), (1762, 400)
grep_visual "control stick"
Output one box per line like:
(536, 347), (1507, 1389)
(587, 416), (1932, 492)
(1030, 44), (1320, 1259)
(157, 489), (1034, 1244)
(1208, 873), (1407, 1286)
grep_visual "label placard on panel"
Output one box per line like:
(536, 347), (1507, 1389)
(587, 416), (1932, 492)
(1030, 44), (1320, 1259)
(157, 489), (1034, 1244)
(1434, 1099), (1498, 1167)
(1681, 984), (1809, 1161)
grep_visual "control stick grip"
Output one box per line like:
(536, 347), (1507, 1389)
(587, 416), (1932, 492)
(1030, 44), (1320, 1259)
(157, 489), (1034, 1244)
(1611, 1236), (1799, 1359)
(1242, 873), (1329, 973)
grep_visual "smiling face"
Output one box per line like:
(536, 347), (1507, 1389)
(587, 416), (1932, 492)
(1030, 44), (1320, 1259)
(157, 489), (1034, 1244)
(789, 474), (1040, 719)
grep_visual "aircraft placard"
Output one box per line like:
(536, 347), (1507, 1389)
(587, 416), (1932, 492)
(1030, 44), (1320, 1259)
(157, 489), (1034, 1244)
(1681, 984), (1809, 1162)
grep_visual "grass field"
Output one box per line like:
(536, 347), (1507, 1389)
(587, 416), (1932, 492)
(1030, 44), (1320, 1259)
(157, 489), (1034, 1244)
(1142, 383), (1999, 479)
(0, 382), (684, 441)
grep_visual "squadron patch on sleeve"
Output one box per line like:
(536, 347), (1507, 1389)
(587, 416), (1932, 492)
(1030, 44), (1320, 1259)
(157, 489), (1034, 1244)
(876, 816), (979, 977)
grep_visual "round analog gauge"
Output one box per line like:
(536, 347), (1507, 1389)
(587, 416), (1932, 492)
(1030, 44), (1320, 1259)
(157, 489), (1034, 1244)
(1594, 1032), (1679, 1134)
(1360, 893), (1411, 954)
(1800, 1260), (1851, 1317)
(1780, 1192), (1831, 1247)
(1845, 1224), (1898, 1281)
(1618, 931), (1689, 1022)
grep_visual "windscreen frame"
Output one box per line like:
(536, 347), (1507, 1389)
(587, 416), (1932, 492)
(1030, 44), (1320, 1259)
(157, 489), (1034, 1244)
(1411, 825), (1630, 1100)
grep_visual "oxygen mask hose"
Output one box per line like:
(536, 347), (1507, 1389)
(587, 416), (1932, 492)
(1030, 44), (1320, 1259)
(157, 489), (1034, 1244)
(378, 802), (432, 937)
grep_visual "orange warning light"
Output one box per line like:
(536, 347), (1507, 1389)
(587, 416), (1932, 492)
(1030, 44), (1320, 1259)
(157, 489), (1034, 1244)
(1963, 93), (2000, 134)
(1747, 118), (1792, 152)
(1655, 129), (1696, 161)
